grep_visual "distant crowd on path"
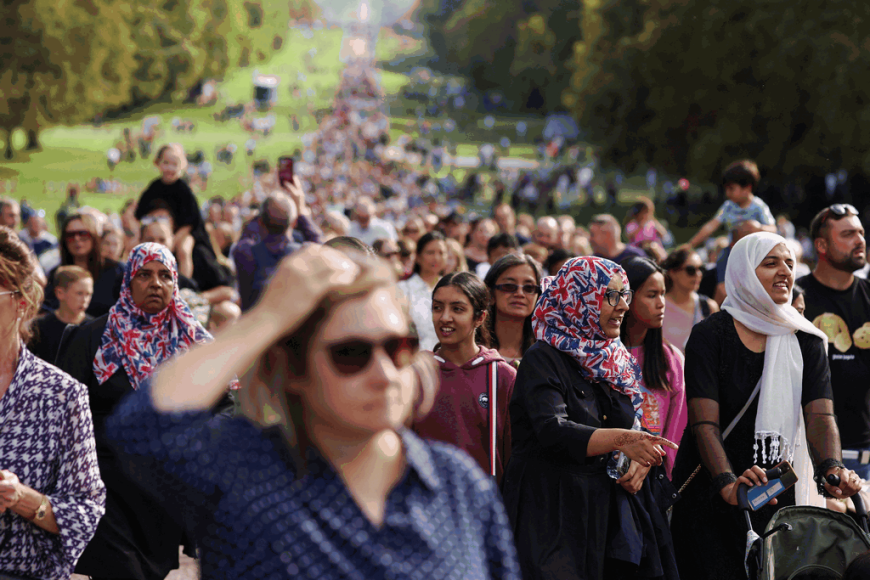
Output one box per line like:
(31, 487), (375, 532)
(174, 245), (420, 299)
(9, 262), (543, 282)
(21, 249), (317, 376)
(2, 54), (870, 580)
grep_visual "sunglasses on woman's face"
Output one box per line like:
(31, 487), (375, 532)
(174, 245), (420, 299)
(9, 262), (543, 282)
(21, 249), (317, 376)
(64, 230), (92, 242)
(679, 265), (702, 276)
(604, 289), (633, 307)
(325, 335), (419, 376)
(494, 283), (541, 296)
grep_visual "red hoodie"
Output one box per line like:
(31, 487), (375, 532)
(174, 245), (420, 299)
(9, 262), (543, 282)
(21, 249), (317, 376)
(413, 346), (516, 485)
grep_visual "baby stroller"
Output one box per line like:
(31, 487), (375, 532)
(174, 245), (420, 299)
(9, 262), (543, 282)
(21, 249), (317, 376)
(740, 468), (870, 579)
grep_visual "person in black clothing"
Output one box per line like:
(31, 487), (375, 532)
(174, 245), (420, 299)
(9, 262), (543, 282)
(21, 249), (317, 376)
(56, 243), (237, 580)
(671, 232), (861, 580)
(797, 204), (870, 479)
(503, 256), (679, 580)
(43, 213), (124, 317)
(29, 265), (93, 363)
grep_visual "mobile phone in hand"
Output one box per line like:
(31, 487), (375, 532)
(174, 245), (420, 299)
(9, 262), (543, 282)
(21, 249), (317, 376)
(278, 156), (294, 186)
(746, 460), (797, 510)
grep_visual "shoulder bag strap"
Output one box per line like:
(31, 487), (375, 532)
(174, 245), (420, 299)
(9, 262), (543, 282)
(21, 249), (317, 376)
(488, 361), (498, 478)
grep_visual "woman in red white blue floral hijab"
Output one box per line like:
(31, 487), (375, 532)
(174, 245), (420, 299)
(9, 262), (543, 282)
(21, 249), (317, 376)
(93, 242), (216, 388)
(502, 256), (680, 580)
(56, 242), (236, 580)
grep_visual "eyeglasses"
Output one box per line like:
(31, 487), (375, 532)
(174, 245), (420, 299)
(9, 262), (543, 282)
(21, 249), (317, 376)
(0, 291), (19, 298)
(64, 230), (92, 241)
(494, 283), (541, 295)
(403, 228), (421, 235)
(380, 251), (399, 259)
(325, 335), (419, 376)
(679, 265), (702, 276)
(604, 289), (633, 307)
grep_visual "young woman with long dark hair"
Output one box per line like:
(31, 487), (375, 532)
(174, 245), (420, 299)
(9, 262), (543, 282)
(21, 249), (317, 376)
(620, 256), (687, 478)
(397, 231), (447, 351)
(414, 272), (516, 484)
(483, 254), (542, 365)
(661, 248), (719, 353)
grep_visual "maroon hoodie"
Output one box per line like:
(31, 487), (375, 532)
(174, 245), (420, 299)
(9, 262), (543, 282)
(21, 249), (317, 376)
(413, 346), (516, 485)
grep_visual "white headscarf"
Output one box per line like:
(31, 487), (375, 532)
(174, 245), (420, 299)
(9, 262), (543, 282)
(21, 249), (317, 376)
(722, 232), (829, 506)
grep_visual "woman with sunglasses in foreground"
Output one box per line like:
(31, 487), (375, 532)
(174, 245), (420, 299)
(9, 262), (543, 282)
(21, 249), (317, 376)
(502, 257), (680, 580)
(42, 213), (124, 318)
(104, 245), (521, 579)
(414, 272), (517, 485)
(660, 247), (719, 353)
(483, 254), (542, 366)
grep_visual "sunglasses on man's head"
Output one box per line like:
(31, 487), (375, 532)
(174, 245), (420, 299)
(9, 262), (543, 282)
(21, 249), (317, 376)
(140, 215), (171, 226)
(814, 204), (860, 238)
(325, 335), (419, 376)
(494, 283), (541, 296)
(64, 230), (92, 241)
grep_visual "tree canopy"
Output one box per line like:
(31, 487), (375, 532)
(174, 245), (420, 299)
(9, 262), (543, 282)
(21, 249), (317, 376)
(564, 0), (870, 181)
(0, 0), (295, 156)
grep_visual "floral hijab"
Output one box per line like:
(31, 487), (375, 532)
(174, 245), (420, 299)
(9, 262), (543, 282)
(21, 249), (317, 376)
(93, 243), (218, 389)
(532, 256), (645, 427)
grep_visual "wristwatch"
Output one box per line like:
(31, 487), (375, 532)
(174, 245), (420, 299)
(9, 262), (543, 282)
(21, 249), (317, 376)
(31, 494), (49, 522)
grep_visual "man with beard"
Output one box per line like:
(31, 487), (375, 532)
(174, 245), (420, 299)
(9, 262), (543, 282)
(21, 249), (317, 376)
(798, 204), (870, 478)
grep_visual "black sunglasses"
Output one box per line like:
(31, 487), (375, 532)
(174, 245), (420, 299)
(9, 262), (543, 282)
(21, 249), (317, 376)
(604, 289), (633, 307)
(494, 283), (541, 295)
(64, 230), (92, 241)
(679, 265), (702, 276)
(325, 335), (419, 376)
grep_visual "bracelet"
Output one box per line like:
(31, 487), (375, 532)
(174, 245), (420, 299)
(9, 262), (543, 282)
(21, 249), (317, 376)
(814, 458), (846, 497)
(712, 472), (738, 493)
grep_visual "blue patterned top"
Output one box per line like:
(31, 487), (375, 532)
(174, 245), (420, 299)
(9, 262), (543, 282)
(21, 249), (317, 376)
(0, 346), (106, 580)
(106, 384), (521, 580)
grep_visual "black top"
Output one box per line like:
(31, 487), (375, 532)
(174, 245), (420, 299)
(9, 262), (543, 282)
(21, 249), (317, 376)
(29, 312), (92, 365)
(191, 240), (233, 291)
(56, 315), (184, 580)
(670, 311), (832, 580)
(503, 342), (678, 580)
(797, 273), (870, 448)
(136, 178), (205, 242)
(42, 260), (124, 318)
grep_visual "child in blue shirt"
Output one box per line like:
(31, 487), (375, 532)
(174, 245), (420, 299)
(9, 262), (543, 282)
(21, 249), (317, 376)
(687, 160), (776, 302)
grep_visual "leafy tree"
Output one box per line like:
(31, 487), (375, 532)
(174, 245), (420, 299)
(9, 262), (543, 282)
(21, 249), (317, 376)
(565, 0), (870, 181)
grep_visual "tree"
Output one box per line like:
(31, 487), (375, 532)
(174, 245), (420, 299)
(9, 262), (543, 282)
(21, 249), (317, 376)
(565, 0), (870, 181)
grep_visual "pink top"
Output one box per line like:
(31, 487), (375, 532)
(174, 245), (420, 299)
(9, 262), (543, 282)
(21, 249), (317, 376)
(627, 342), (687, 479)
(625, 220), (660, 244)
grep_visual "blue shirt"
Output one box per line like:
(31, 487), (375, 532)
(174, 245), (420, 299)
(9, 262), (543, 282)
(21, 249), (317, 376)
(713, 197), (776, 242)
(106, 385), (521, 580)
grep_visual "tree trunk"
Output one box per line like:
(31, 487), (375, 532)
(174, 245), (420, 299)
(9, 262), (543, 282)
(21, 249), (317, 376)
(2, 129), (13, 160)
(25, 128), (40, 151)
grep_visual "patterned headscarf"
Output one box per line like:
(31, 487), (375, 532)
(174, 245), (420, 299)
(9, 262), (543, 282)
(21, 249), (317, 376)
(532, 256), (644, 426)
(93, 243), (217, 389)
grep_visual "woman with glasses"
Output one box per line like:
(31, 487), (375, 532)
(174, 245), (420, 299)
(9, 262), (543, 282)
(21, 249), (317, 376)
(103, 246), (521, 579)
(503, 256), (679, 580)
(414, 272), (517, 484)
(661, 248), (719, 352)
(0, 227), (105, 580)
(42, 213), (124, 318)
(483, 254), (542, 366)
(56, 243), (236, 580)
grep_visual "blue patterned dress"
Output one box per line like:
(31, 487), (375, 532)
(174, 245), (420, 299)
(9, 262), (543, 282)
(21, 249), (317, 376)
(106, 382), (522, 580)
(0, 346), (106, 579)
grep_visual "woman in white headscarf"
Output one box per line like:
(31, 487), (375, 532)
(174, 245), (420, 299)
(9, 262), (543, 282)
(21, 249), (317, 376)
(670, 232), (862, 580)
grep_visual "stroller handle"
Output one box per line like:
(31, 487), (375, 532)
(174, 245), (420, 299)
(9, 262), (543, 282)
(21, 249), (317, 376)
(736, 466), (784, 512)
(827, 473), (870, 532)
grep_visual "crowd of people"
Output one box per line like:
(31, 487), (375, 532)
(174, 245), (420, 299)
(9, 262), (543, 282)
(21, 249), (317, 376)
(2, 53), (870, 580)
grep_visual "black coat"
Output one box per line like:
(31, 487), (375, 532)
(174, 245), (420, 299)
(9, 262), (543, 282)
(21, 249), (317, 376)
(56, 315), (184, 580)
(502, 342), (679, 580)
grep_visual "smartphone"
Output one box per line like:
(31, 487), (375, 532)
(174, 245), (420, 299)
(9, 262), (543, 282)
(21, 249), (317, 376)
(278, 156), (294, 186)
(746, 460), (798, 511)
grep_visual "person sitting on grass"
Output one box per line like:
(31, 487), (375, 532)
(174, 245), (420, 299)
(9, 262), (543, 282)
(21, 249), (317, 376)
(29, 265), (93, 364)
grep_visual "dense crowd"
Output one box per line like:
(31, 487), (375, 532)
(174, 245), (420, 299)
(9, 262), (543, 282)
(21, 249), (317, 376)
(2, 57), (870, 580)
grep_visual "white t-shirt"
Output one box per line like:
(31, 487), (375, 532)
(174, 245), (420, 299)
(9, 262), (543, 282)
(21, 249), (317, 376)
(348, 217), (398, 246)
